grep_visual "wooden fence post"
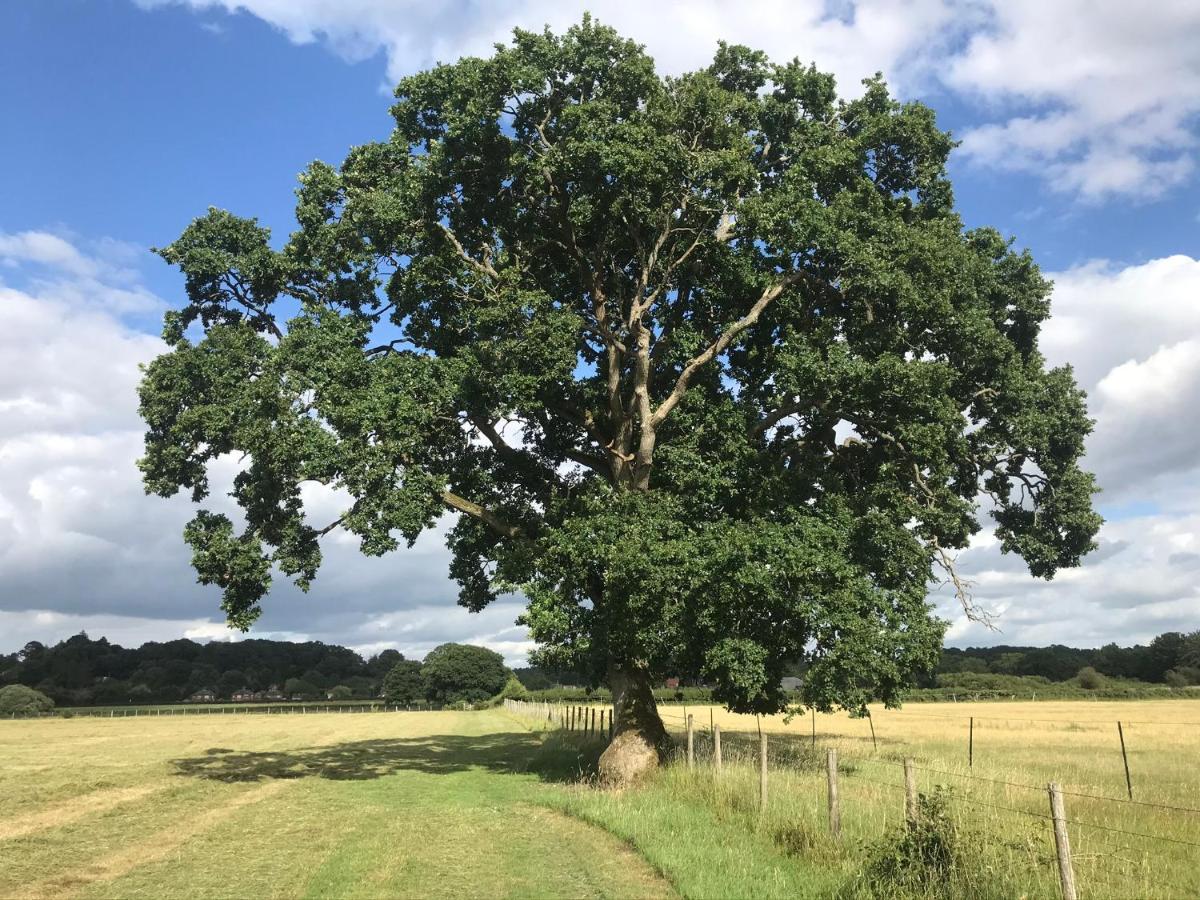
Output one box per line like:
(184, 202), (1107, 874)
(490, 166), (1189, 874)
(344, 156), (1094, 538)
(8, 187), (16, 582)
(591, 707), (597, 735)
(1117, 721), (1133, 800)
(904, 758), (918, 826)
(811, 708), (816, 748)
(599, 709), (605, 736)
(1048, 783), (1077, 900)
(868, 710), (877, 751)
(758, 730), (768, 813)
(968, 716), (974, 767)
(713, 723), (722, 770)
(826, 748), (841, 836)
(686, 714), (695, 769)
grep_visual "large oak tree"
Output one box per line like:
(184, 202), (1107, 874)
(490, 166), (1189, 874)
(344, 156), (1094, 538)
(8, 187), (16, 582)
(139, 18), (1100, 782)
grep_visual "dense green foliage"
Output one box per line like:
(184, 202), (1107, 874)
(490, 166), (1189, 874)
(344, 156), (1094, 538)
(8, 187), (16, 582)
(136, 17), (1099, 719)
(419, 643), (509, 704)
(0, 684), (55, 715)
(861, 788), (962, 895)
(381, 659), (424, 704)
(0, 632), (394, 705)
(498, 673), (530, 701)
(931, 630), (1200, 685)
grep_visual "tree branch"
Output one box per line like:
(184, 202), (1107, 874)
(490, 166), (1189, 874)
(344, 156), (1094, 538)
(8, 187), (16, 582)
(931, 536), (996, 629)
(437, 223), (499, 280)
(439, 490), (525, 539)
(651, 270), (803, 429)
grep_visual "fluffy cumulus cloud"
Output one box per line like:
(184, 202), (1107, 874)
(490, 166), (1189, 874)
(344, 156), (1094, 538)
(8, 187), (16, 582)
(135, 0), (1200, 202)
(948, 1), (1200, 201)
(0, 234), (533, 663)
(943, 254), (1200, 646)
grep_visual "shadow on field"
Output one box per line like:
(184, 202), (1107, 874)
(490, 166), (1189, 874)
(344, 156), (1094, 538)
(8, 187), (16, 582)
(170, 731), (607, 784)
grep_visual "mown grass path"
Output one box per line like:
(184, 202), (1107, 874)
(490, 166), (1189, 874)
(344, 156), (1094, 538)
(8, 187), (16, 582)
(0, 710), (672, 899)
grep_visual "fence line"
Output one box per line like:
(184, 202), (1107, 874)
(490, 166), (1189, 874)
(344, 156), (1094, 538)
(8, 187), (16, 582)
(504, 699), (1199, 899)
(841, 752), (1200, 819)
(5, 701), (448, 719)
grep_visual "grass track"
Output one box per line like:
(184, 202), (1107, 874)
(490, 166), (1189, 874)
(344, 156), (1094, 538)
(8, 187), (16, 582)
(0, 711), (672, 899)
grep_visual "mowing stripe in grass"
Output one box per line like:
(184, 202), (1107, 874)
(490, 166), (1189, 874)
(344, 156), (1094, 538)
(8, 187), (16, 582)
(19, 780), (292, 899)
(0, 784), (169, 842)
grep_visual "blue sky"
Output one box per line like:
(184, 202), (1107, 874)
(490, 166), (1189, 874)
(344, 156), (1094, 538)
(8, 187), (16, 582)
(1, 0), (1198, 659)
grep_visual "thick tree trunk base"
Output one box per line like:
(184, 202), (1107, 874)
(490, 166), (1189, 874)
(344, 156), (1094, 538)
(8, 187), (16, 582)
(598, 663), (671, 787)
(598, 729), (662, 786)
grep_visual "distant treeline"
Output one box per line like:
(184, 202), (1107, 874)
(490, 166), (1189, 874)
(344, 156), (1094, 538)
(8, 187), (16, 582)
(0, 633), (403, 706)
(5, 629), (1198, 708)
(926, 631), (1200, 686)
(512, 629), (1200, 695)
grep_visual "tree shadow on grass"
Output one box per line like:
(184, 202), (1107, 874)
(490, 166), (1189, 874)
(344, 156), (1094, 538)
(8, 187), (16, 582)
(172, 731), (607, 785)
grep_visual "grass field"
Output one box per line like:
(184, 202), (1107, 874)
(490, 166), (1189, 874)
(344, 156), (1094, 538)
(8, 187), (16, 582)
(2, 700), (1197, 898)
(536, 699), (1200, 899)
(0, 710), (671, 899)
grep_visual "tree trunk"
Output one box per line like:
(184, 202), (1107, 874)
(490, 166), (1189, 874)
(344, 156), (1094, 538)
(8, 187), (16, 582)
(598, 662), (671, 786)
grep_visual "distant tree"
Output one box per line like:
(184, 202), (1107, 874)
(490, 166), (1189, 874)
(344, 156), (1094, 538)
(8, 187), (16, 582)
(343, 675), (376, 698)
(1164, 666), (1200, 687)
(1181, 632), (1200, 669)
(1022, 647), (1086, 682)
(368, 649), (404, 677)
(92, 679), (131, 705)
(1093, 642), (1139, 679)
(1075, 666), (1105, 690)
(0, 684), (55, 715)
(217, 669), (246, 697)
(512, 668), (553, 691)
(284, 677), (319, 698)
(992, 652), (1026, 675)
(498, 673), (529, 701)
(382, 660), (423, 704)
(1145, 632), (1188, 682)
(941, 655), (989, 675)
(420, 644), (508, 705)
(327, 685), (353, 700)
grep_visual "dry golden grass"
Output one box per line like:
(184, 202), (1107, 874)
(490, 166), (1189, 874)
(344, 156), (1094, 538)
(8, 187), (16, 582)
(549, 698), (1200, 898)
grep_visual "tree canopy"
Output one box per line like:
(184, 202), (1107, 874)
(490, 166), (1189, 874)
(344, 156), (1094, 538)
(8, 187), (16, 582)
(381, 659), (424, 704)
(419, 643), (509, 705)
(0, 684), (55, 716)
(139, 17), (1100, 775)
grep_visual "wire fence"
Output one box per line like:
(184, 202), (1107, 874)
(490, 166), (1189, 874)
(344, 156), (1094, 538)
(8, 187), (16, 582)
(5, 701), (444, 719)
(506, 699), (1200, 900)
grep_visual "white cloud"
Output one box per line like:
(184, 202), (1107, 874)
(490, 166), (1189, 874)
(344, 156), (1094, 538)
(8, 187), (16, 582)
(947, 1), (1200, 200)
(133, 0), (966, 98)
(134, 0), (1200, 202)
(0, 232), (530, 660)
(1039, 255), (1200, 502)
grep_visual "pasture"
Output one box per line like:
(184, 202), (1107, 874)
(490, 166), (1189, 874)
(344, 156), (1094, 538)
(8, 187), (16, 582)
(2, 700), (1197, 898)
(553, 699), (1200, 898)
(0, 709), (669, 899)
